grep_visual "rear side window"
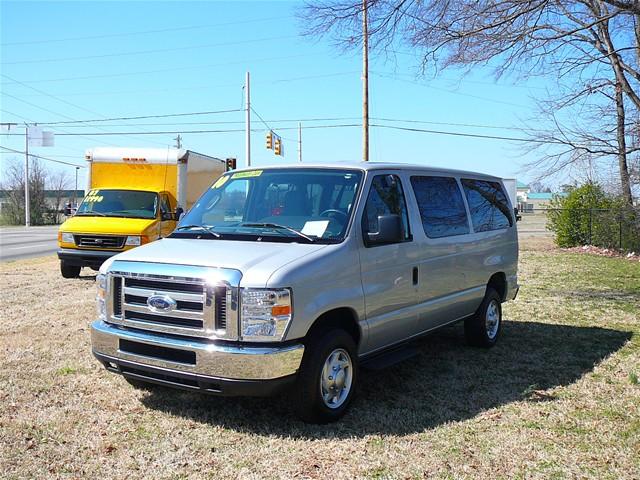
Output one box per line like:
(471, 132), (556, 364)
(461, 179), (512, 232)
(411, 176), (469, 238)
(363, 174), (411, 241)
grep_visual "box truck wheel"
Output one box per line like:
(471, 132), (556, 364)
(294, 328), (358, 424)
(60, 261), (81, 278)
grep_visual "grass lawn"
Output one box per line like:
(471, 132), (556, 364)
(1, 240), (638, 479)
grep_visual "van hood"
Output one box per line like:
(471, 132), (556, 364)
(104, 238), (330, 287)
(60, 215), (157, 235)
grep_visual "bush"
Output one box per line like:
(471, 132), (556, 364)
(546, 183), (639, 251)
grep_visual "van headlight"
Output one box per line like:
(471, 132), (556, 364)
(241, 288), (292, 341)
(96, 273), (107, 321)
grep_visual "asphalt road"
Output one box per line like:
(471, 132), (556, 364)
(0, 225), (59, 262)
(0, 223), (549, 263)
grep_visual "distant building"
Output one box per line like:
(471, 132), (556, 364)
(516, 181), (529, 209)
(0, 189), (84, 215)
(519, 191), (568, 211)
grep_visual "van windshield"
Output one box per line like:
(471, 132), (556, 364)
(174, 168), (363, 243)
(76, 189), (158, 219)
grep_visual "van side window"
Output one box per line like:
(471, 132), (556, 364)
(411, 176), (470, 238)
(363, 174), (411, 241)
(461, 179), (512, 232)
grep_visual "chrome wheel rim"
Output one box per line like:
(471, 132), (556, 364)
(485, 299), (500, 339)
(320, 348), (353, 409)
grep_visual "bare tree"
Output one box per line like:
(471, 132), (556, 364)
(300, 0), (639, 205)
(48, 170), (71, 224)
(0, 158), (49, 225)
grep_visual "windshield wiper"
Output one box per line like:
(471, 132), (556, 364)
(175, 224), (221, 238)
(76, 211), (106, 217)
(240, 222), (315, 243)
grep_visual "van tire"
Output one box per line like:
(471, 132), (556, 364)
(294, 328), (358, 424)
(465, 287), (502, 348)
(60, 261), (81, 278)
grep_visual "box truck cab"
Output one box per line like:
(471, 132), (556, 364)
(58, 147), (226, 278)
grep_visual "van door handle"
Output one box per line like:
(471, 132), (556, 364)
(412, 267), (419, 285)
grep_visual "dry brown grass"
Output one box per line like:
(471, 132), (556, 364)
(1, 242), (639, 479)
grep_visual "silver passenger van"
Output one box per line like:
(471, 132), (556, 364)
(91, 163), (519, 423)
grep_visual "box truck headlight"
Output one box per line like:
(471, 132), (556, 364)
(96, 274), (107, 321)
(59, 232), (74, 244)
(241, 288), (292, 341)
(125, 236), (141, 246)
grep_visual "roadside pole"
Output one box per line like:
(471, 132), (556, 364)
(245, 71), (251, 167)
(74, 166), (79, 209)
(298, 122), (302, 162)
(362, 0), (369, 162)
(24, 126), (30, 227)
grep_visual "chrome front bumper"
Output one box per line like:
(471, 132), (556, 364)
(91, 320), (305, 382)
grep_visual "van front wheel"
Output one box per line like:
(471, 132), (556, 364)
(60, 261), (81, 278)
(294, 329), (358, 424)
(465, 287), (502, 348)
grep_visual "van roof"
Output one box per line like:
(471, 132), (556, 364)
(231, 161), (502, 180)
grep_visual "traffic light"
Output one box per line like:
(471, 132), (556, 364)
(274, 138), (282, 156)
(225, 157), (236, 170)
(266, 131), (273, 150)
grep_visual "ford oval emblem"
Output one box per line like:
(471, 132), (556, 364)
(147, 295), (177, 313)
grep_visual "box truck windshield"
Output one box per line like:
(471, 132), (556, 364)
(77, 189), (158, 220)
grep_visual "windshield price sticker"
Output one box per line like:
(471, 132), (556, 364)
(84, 194), (104, 203)
(301, 220), (329, 237)
(211, 175), (230, 189)
(232, 170), (262, 179)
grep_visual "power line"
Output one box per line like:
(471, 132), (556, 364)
(372, 72), (530, 108)
(1, 16), (283, 46)
(0, 54), (310, 85)
(38, 122), (565, 145)
(23, 117), (362, 128)
(1, 92), (131, 148)
(369, 124), (560, 144)
(0, 151), (80, 158)
(1, 73), (169, 147)
(0, 125), (362, 136)
(2, 35), (298, 65)
(0, 145), (86, 167)
(250, 106), (274, 132)
(26, 116), (537, 133)
(32, 108), (243, 126)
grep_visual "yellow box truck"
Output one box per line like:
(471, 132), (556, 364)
(57, 147), (226, 277)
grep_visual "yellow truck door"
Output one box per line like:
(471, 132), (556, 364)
(159, 192), (177, 238)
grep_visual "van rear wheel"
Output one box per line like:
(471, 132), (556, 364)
(294, 328), (358, 424)
(60, 261), (81, 278)
(465, 287), (502, 348)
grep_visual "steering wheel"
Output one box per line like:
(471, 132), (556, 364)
(319, 209), (348, 221)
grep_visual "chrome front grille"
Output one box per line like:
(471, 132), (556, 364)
(75, 234), (125, 249)
(105, 260), (240, 340)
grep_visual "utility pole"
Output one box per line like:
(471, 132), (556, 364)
(245, 71), (251, 167)
(174, 134), (182, 149)
(362, 0), (369, 162)
(24, 126), (30, 227)
(74, 166), (79, 208)
(298, 122), (302, 162)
